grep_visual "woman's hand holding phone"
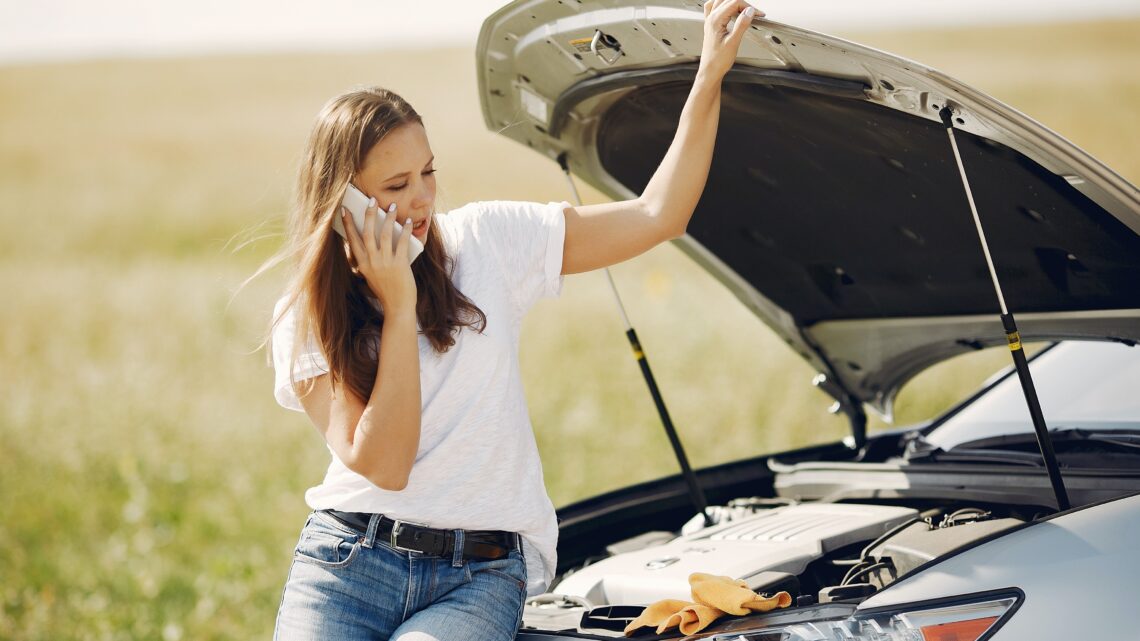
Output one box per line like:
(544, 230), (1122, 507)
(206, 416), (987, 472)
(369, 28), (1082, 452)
(334, 183), (425, 263)
(341, 197), (418, 313)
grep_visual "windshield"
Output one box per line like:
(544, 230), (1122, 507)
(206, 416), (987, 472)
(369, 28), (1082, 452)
(922, 341), (1140, 451)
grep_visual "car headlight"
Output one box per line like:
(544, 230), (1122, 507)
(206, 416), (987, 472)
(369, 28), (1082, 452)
(712, 592), (1020, 641)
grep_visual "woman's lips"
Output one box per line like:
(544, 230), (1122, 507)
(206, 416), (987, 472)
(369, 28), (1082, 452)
(411, 218), (428, 238)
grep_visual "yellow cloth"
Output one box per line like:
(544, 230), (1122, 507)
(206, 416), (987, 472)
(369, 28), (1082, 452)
(625, 599), (723, 637)
(623, 573), (793, 637)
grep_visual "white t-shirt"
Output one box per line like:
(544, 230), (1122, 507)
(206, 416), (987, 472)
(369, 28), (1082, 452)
(272, 200), (568, 597)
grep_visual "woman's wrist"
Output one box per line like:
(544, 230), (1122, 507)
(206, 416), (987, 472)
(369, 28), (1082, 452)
(694, 68), (723, 91)
(382, 306), (418, 327)
(694, 63), (726, 89)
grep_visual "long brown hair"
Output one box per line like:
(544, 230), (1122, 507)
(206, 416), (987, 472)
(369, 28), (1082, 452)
(274, 87), (485, 403)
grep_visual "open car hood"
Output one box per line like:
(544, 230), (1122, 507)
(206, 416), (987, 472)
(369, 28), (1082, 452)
(477, 1), (1140, 419)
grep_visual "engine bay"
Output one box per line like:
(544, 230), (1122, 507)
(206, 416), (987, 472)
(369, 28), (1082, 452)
(524, 498), (1030, 637)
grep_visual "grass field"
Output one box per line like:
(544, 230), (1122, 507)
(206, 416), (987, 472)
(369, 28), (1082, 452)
(1, 17), (1137, 639)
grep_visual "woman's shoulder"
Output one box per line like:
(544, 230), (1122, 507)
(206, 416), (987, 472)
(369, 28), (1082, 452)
(437, 201), (566, 264)
(448, 200), (566, 217)
(270, 295), (306, 354)
(440, 200), (568, 237)
(437, 200), (502, 232)
(271, 295), (297, 335)
(433, 201), (500, 249)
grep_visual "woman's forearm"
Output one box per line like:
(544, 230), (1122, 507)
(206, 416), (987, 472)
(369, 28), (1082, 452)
(559, 73), (727, 275)
(638, 73), (723, 237)
(350, 309), (422, 491)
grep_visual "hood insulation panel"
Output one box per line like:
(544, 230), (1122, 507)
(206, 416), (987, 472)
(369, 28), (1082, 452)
(597, 77), (1140, 324)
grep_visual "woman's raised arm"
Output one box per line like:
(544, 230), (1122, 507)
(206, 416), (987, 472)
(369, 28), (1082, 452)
(561, 0), (761, 275)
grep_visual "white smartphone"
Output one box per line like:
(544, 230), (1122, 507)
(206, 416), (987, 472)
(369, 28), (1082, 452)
(332, 183), (425, 264)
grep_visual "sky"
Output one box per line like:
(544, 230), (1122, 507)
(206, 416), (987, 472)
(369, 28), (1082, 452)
(2, 0), (1139, 64)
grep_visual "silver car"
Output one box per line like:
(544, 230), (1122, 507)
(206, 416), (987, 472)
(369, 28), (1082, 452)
(477, 1), (1140, 639)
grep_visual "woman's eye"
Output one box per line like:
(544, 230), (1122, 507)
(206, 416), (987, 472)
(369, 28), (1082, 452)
(386, 170), (434, 191)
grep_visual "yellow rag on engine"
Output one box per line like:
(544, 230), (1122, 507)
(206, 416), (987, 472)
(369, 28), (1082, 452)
(623, 573), (793, 637)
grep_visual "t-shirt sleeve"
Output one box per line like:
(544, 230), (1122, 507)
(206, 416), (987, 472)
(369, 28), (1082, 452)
(468, 200), (568, 314)
(271, 297), (330, 412)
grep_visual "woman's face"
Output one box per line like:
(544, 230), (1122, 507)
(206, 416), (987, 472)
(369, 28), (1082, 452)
(354, 122), (437, 245)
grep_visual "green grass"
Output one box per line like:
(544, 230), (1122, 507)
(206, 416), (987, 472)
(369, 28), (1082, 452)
(1, 18), (1137, 639)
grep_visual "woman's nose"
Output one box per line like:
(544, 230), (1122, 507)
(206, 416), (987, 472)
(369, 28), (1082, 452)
(410, 181), (433, 212)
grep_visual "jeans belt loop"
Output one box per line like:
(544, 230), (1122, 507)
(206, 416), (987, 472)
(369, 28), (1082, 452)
(451, 529), (465, 568)
(363, 513), (381, 549)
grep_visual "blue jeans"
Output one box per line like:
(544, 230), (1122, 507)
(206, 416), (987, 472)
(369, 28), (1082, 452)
(274, 510), (527, 640)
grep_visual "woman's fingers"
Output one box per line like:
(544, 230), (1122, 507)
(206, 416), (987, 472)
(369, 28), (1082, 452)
(711, 0), (755, 27)
(362, 197), (379, 253)
(341, 207), (365, 263)
(708, 0), (735, 21)
(699, 1), (762, 78)
(706, 0), (737, 18)
(346, 199), (403, 265)
(378, 203), (397, 258)
(728, 3), (758, 42)
(394, 216), (413, 261)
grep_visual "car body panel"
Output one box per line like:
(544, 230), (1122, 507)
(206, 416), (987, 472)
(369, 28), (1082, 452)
(858, 493), (1140, 638)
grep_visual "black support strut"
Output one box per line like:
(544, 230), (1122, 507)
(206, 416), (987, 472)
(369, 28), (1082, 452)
(557, 153), (713, 527)
(939, 108), (1071, 511)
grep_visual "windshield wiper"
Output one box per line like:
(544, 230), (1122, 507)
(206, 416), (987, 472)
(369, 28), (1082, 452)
(910, 428), (1140, 466)
(921, 449), (1044, 463)
(956, 428), (1140, 451)
(919, 449), (1045, 466)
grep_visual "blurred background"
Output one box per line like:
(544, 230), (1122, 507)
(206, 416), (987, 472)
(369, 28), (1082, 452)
(1, 1), (1137, 638)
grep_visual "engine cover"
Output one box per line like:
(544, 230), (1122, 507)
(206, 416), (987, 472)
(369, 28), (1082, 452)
(554, 503), (917, 605)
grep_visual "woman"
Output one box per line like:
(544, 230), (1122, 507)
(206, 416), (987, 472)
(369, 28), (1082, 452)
(270, 2), (761, 639)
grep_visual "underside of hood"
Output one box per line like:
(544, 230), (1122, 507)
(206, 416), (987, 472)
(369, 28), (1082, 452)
(477, 1), (1140, 418)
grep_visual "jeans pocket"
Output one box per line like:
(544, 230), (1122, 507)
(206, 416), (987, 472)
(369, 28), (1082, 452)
(472, 549), (527, 591)
(293, 520), (362, 570)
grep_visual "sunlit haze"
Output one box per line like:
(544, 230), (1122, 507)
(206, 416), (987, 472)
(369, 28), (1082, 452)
(2, 0), (1138, 64)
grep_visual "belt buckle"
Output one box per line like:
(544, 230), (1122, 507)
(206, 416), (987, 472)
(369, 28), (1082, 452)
(389, 519), (413, 552)
(389, 519), (430, 553)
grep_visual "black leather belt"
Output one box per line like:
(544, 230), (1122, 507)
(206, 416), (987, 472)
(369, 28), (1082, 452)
(323, 510), (520, 561)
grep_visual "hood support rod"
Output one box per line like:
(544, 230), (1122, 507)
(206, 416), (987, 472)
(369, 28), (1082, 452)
(940, 108), (1071, 511)
(557, 153), (714, 527)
